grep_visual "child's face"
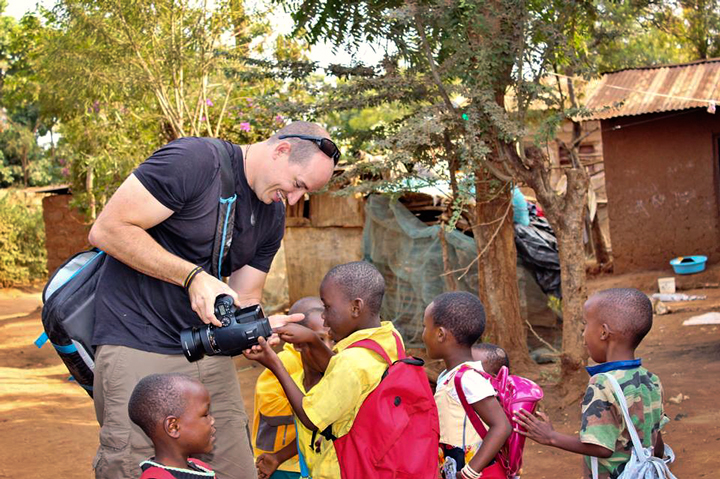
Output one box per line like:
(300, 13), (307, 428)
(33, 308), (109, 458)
(296, 311), (335, 354)
(421, 303), (442, 359)
(582, 298), (607, 363)
(319, 278), (355, 342)
(177, 382), (215, 455)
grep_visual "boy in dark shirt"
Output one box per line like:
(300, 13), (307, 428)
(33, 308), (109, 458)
(129, 374), (216, 478)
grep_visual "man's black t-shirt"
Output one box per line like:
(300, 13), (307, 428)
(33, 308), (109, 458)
(92, 137), (285, 354)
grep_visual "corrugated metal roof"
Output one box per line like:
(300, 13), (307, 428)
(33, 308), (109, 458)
(584, 58), (720, 120)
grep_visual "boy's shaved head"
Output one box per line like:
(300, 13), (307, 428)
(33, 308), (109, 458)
(289, 296), (323, 316)
(298, 307), (324, 328)
(323, 261), (385, 316)
(587, 288), (653, 347)
(430, 291), (486, 346)
(128, 373), (200, 438)
(472, 343), (509, 376)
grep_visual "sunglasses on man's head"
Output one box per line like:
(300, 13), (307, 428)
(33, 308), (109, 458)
(278, 134), (341, 166)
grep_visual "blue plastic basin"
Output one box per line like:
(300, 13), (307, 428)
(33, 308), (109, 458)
(669, 255), (707, 275)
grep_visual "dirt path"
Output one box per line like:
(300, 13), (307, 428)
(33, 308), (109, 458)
(1, 280), (718, 478)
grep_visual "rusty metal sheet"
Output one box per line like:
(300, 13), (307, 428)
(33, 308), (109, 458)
(584, 59), (720, 119)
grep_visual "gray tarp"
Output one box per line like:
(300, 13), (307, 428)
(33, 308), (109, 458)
(364, 195), (478, 346)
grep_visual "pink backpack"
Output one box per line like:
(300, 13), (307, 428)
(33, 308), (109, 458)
(319, 333), (440, 479)
(454, 365), (543, 477)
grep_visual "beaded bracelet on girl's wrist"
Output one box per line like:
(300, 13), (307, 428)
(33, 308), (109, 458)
(460, 464), (482, 479)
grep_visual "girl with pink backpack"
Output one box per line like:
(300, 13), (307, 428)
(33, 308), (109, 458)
(422, 292), (543, 479)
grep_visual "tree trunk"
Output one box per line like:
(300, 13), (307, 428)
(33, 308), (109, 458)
(591, 213), (611, 265)
(472, 175), (534, 373)
(540, 168), (590, 398)
(554, 219), (589, 396)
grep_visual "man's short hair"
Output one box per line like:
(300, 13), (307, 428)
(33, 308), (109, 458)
(270, 121), (330, 164)
(128, 373), (199, 438)
(472, 342), (509, 376)
(430, 292), (486, 347)
(591, 288), (653, 347)
(323, 261), (385, 316)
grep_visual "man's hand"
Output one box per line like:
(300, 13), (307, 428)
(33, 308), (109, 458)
(187, 270), (239, 327)
(256, 452), (280, 479)
(268, 313), (305, 330)
(514, 409), (555, 446)
(243, 336), (281, 369)
(276, 323), (318, 345)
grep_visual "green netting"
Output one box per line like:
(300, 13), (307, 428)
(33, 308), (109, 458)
(364, 195), (479, 347)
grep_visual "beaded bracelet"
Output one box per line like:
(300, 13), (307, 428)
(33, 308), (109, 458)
(460, 464), (482, 479)
(183, 266), (204, 290)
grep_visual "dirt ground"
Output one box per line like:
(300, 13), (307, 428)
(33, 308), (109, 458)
(1, 266), (719, 478)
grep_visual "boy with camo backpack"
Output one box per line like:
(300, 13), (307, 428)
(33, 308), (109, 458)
(515, 288), (675, 479)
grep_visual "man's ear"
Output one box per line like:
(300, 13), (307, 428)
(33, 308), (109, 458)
(164, 416), (180, 439)
(350, 298), (363, 318)
(273, 140), (291, 161)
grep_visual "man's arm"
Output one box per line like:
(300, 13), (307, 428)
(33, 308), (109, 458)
(228, 265), (267, 306)
(88, 174), (237, 326)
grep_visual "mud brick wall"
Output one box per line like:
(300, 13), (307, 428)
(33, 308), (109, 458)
(42, 194), (91, 275)
(602, 109), (720, 273)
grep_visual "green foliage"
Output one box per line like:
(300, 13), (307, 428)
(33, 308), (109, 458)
(24, 0), (318, 217)
(645, 0), (720, 61)
(0, 190), (47, 287)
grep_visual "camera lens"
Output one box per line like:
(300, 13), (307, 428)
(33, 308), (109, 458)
(180, 327), (206, 362)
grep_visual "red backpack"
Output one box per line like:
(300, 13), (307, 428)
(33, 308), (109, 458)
(318, 332), (440, 479)
(455, 365), (544, 477)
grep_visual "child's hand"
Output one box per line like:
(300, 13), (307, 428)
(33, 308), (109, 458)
(256, 452), (280, 478)
(276, 323), (318, 345)
(243, 336), (280, 369)
(262, 313), (305, 348)
(514, 409), (555, 446)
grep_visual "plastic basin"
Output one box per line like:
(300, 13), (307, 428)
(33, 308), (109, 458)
(669, 255), (707, 275)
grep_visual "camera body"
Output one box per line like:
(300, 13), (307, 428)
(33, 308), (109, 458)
(180, 294), (272, 362)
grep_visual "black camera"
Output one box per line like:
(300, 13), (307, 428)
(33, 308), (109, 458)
(180, 294), (272, 362)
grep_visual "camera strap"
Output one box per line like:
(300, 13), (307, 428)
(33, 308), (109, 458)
(208, 138), (237, 279)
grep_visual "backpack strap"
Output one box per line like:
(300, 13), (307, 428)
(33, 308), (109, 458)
(453, 365), (490, 439)
(207, 138), (237, 279)
(294, 417), (312, 478)
(345, 331), (406, 364)
(590, 373), (677, 479)
(319, 331), (406, 443)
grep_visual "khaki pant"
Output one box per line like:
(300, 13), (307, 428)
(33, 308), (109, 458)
(93, 345), (257, 479)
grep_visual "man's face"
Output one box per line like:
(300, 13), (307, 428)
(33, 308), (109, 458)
(254, 147), (334, 206)
(177, 382), (216, 455)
